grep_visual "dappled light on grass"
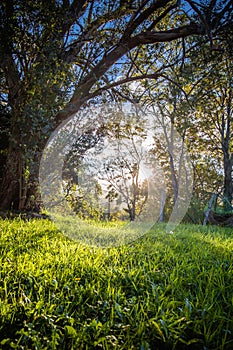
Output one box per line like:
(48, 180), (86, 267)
(53, 214), (157, 247)
(0, 219), (232, 349)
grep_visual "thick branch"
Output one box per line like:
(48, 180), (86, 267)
(133, 22), (205, 44)
(64, 4), (136, 63)
(55, 22), (205, 126)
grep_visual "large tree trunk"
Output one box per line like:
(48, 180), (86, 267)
(0, 143), (42, 212)
(0, 146), (22, 211)
(223, 152), (233, 211)
(22, 155), (42, 213)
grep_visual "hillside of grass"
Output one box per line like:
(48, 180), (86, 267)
(0, 219), (232, 349)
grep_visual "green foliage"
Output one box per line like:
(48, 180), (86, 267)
(67, 189), (104, 221)
(1, 0), (233, 211)
(0, 219), (232, 349)
(183, 196), (205, 224)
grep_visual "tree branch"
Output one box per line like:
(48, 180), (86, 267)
(123, 0), (173, 38)
(147, 1), (179, 31)
(63, 5), (136, 63)
(185, 0), (216, 47)
(133, 22), (205, 44)
(89, 73), (161, 99)
(55, 22), (205, 125)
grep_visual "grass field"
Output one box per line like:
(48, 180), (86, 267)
(0, 218), (232, 349)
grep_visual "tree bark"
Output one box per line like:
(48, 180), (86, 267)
(223, 152), (233, 211)
(159, 187), (166, 223)
(0, 138), (43, 212)
(0, 146), (21, 211)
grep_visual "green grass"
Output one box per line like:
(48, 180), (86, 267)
(0, 219), (232, 349)
(52, 214), (155, 247)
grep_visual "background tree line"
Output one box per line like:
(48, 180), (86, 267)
(0, 0), (232, 222)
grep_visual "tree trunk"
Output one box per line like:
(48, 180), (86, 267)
(223, 152), (233, 211)
(159, 187), (166, 223)
(129, 206), (135, 221)
(107, 196), (111, 220)
(0, 144), (42, 212)
(23, 157), (42, 212)
(0, 146), (22, 211)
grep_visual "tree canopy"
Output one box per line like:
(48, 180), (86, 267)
(0, 0), (232, 216)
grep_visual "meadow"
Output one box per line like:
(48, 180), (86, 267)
(0, 218), (232, 349)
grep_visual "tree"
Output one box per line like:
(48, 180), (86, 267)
(130, 30), (233, 221)
(62, 129), (104, 218)
(0, 105), (10, 184)
(63, 105), (149, 222)
(102, 157), (148, 221)
(0, 0), (232, 212)
(185, 49), (233, 212)
(117, 58), (196, 222)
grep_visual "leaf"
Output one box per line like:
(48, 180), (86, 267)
(64, 325), (77, 338)
(0, 339), (10, 345)
(149, 319), (165, 342)
(179, 337), (201, 345)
